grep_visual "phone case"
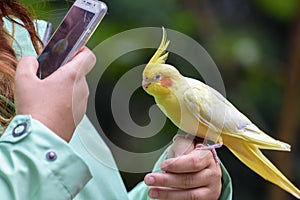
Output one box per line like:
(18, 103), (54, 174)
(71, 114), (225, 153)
(37, 0), (107, 79)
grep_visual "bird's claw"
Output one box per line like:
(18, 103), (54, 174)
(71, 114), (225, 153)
(195, 142), (223, 164)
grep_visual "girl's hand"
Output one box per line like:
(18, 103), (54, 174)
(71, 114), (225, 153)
(14, 47), (96, 141)
(145, 135), (222, 200)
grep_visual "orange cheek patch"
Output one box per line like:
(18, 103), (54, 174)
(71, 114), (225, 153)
(160, 77), (173, 88)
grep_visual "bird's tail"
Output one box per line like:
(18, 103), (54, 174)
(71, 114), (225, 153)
(222, 134), (300, 199)
(148, 27), (170, 64)
(242, 124), (291, 151)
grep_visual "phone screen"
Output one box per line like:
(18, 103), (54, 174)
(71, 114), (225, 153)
(37, 6), (96, 79)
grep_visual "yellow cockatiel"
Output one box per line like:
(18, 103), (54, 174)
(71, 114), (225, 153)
(142, 27), (300, 199)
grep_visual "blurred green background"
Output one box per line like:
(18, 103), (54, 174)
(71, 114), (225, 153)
(20, 0), (300, 199)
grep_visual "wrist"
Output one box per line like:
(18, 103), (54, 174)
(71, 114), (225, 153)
(31, 113), (75, 142)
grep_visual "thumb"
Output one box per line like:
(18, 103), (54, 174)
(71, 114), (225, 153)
(15, 56), (39, 80)
(168, 135), (194, 158)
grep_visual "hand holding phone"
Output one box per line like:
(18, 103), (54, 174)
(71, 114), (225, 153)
(16, 48), (96, 141)
(37, 0), (107, 79)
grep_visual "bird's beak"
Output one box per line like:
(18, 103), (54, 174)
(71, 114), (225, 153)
(142, 78), (151, 90)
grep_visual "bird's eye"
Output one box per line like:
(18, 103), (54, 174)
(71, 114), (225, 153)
(154, 74), (161, 81)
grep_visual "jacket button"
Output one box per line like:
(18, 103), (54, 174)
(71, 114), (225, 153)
(46, 151), (57, 161)
(12, 123), (28, 137)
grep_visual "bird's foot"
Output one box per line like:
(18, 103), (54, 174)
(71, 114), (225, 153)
(195, 142), (223, 164)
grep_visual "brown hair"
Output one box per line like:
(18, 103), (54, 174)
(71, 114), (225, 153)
(0, 0), (43, 128)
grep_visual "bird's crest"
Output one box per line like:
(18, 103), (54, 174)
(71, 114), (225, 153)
(148, 27), (170, 64)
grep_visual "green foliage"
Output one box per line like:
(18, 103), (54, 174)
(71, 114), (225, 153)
(255, 0), (298, 21)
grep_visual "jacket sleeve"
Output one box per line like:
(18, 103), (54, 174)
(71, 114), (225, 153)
(128, 146), (233, 200)
(0, 115), (92, 200)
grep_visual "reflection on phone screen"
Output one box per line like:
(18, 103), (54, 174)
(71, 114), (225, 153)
(37, 6), (95, 79)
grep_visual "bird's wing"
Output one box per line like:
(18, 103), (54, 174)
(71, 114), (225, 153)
(183, 77), (290, 151)
(183, 77), (250, 133)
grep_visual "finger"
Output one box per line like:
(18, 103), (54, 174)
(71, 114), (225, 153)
(15, 56), (39, 80)
(47, 47), (96, 82)
(144, 170), (211, 189)
(161, 148), (213, 173)
(65, 46), (96, 76)
(148, 186), (218, 200)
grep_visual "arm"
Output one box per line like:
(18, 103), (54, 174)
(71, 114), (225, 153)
(128, 135), (232, 200)
(0, 115), (91, 199)
(0, 47), (96, 199)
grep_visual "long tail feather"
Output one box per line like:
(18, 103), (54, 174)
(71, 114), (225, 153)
(222, 134), (300, 199)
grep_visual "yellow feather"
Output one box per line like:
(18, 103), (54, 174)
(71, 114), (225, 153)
(142, 27), (300, 199)
(222, 134), (300, 199)
(148, 27), (170, 64)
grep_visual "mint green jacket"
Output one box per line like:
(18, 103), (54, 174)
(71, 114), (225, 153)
(0, 18), (232, 200)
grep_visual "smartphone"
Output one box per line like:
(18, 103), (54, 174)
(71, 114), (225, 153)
(37, 0), (108, 79)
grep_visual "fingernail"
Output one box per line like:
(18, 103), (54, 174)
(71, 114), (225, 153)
(145, 175), (155, 185)
(149, 189), (159, 198)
